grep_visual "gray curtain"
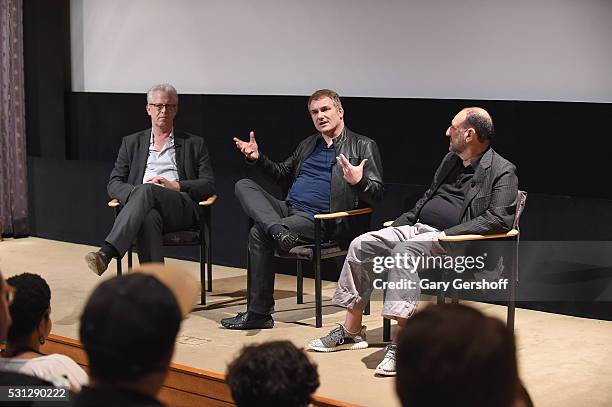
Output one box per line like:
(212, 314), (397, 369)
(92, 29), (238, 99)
(0, 0), (28, 237)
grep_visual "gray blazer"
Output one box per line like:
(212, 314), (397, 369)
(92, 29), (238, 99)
(107, 129), (215, 204)
(394, 148), (518, 236)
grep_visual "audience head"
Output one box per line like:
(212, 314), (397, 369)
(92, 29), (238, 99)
(227, 340), (320, 407)
(5, 273), (52, 346)
(395, 303), (519, 407)
(0, 269), (14, 341)
(79, 264), (198, 389)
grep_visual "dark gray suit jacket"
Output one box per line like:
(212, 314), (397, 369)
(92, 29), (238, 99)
(107, 129), (215, 204)
(394, 148), (518, 236)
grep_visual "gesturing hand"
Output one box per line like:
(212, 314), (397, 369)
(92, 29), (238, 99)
(145, 176), (180, 191)
(336, 154), (367, 185)
(233, 131), (260, 161)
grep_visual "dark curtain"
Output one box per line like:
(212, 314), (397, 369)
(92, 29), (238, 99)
(0, 0), (28, 237)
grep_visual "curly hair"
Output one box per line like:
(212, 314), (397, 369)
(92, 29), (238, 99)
(6, 273), (51, 342)
(227, 340), (319, 407)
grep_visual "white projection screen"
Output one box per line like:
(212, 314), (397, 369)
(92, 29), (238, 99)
(70, 0), (612, 102)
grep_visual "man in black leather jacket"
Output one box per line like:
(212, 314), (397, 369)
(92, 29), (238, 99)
(221, 89), (384, 330)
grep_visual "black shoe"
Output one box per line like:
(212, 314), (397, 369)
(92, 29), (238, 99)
(85, 250), (111, 276)
(272, 229), (300, 254)
(220, 312), (274, 330)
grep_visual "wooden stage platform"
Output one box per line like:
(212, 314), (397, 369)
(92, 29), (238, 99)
(1, 237), (611, 406)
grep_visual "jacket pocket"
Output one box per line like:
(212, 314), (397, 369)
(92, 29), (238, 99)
(471, 195), (491, 215)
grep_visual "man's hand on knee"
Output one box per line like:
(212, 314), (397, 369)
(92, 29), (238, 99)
(145, 176), (180, 191)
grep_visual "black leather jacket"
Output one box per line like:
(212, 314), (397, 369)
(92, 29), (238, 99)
(251, 128), (384, 242)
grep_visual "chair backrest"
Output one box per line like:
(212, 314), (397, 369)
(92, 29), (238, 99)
(513, 190), (528, 230)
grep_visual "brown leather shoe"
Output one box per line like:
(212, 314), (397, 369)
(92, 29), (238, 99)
(85, 250), (111, 276)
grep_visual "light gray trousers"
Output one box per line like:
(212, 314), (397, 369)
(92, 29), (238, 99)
(332, 223), (445, 320)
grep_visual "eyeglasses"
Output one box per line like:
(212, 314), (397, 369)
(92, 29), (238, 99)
(148, 103), (177, 111)
(3, 284), (15, 305)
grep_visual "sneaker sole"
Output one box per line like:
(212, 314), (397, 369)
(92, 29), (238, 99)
(221, 320), (275, 330)
(308, 341), (369, 352)
(374, 368), (397, 376)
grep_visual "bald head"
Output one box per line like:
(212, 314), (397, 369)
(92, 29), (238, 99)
(461, 107), (494, 143)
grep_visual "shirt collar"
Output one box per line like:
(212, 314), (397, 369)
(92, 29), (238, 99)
(319, 126), (347, 147)
(149, 129), (175, 146)
(149, 127), (174, 147)
(469, 147), (489, 170)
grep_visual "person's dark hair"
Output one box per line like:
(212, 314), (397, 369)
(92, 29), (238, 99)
(465, 108), (494, 142)
(308, 88), (343, 111)
(80, 273), (182, 383)
(396, 304), (519, 407)
(6, 273), (51, 343)
(517, 382), (535, 407)
(227, 340), (319, 407)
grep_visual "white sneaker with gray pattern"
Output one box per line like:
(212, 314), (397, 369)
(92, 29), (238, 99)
(374, 344), (397, 376)
(308, 324), (368, 352)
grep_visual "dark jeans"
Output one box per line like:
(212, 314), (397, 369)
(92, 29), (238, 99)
(235, 178), (322, 315)
(106, 183), (199, 263)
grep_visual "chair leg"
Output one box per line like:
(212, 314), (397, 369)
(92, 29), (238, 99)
(246, 246), (251, 309)
(127, 248), (132, 270)
(437, 270), (446, 304)
(296, 260), (304, 304)
(314, 259), (322, 327)
(451, 286), (459, 304)
(206, 208), (213, 292)
(507, 238), (518, 334)
(314, 221), (322, 328)
(364, 300), (370, 315)
(436, 287), (445, 304)
(383, 318), (391, 342)
(200, 242), (206, 305)
(116, 256), (122, 276)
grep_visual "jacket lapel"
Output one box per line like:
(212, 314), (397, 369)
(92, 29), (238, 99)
(135, 130), (150, 185)
(432, 153), (459, 193)
(460, 148), (493, 217)
(174, 131), (186, 180)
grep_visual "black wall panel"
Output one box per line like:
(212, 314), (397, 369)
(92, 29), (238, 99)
(26, 93), (612, 320)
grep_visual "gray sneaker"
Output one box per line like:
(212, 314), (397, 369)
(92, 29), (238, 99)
(374, 344), (397, 376)
(308, 324), (368, 352)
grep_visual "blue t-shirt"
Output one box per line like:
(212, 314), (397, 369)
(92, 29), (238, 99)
(286, 137), (335, 215)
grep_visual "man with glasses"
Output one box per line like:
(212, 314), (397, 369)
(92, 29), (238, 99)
(308, 107), (518, 377)
(85, 84), (215, 275)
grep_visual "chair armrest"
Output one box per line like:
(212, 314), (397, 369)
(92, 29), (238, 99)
(383, 220), (394, 227)
(108, 199), (121, 208)
(438, 229), (519, 242)
(314, 207), (373, 220)
(199, 195), (218, 207)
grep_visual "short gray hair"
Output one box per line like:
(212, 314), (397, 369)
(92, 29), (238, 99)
(308, 89), (343, 111)
(146, 83), (178, 104)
